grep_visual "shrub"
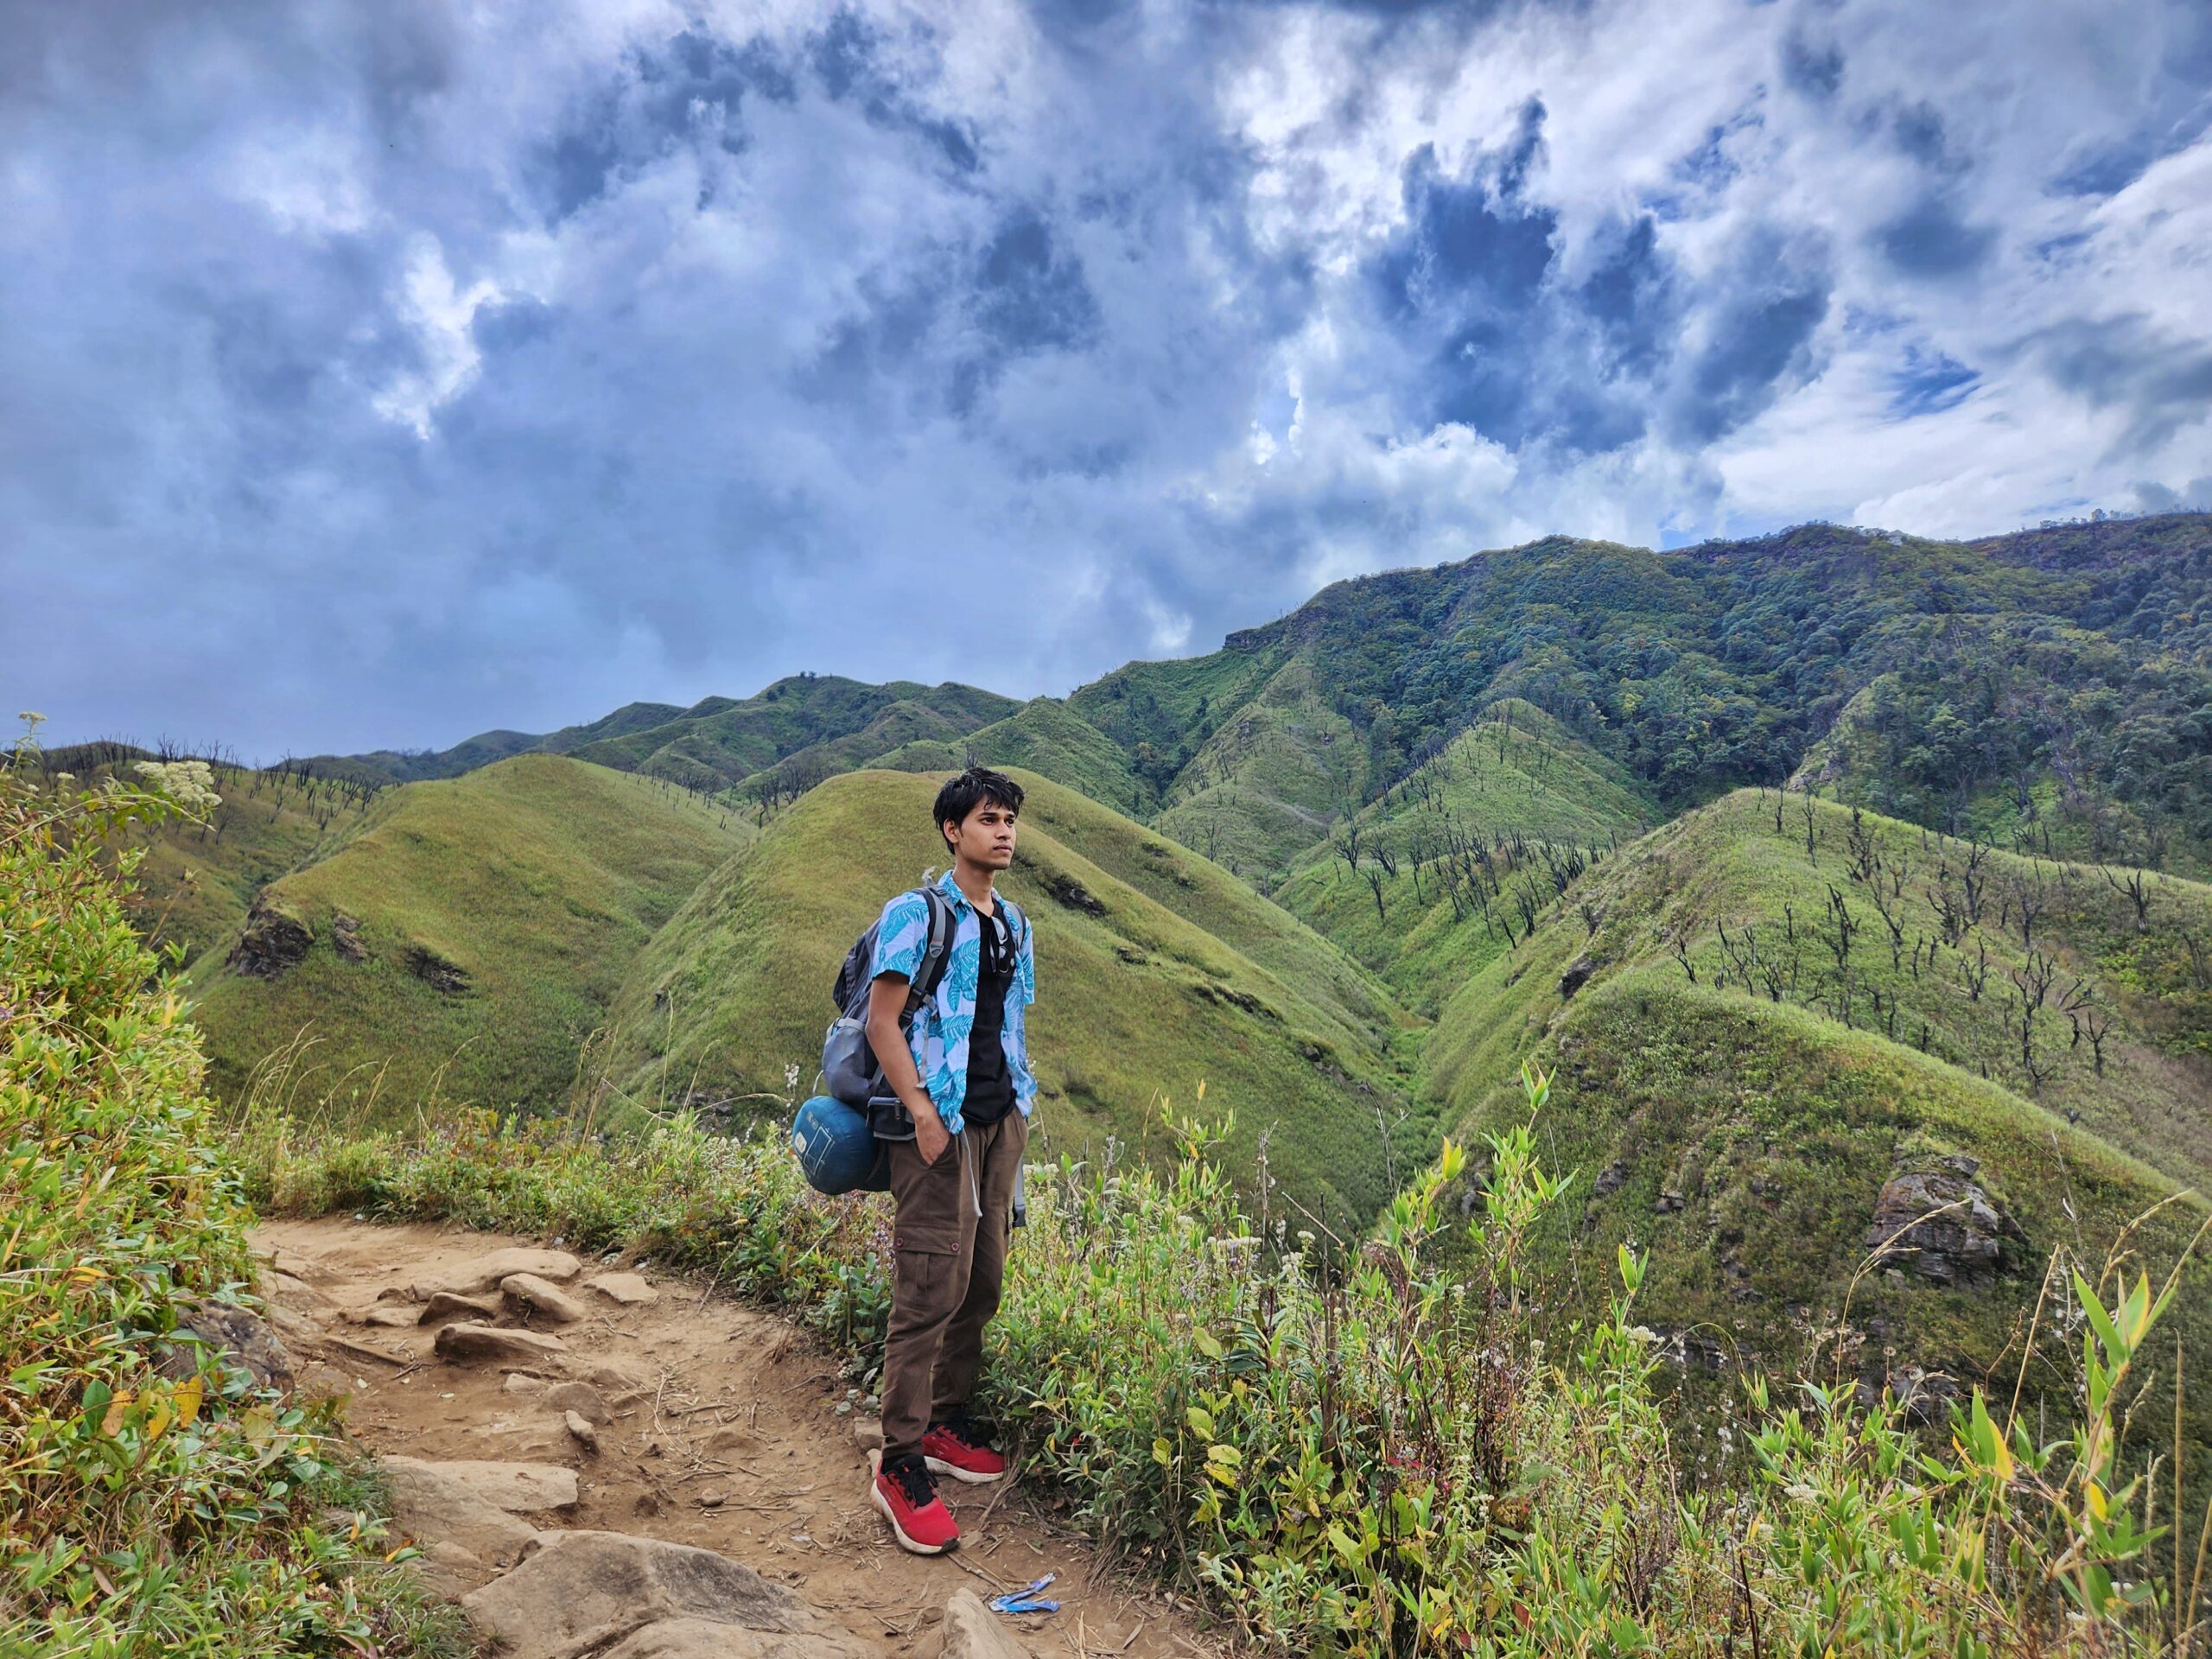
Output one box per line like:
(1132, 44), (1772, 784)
(0, 720), (464, 1656)
(242, 1058), (2207, 1656)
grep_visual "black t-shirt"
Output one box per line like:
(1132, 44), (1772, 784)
(963, 905), (1017, 1125)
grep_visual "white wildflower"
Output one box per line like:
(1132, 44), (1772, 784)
(1626, 1325), (1661, 1344)
(1784, 1483), (1818, 1503)
(132, 760), (221, 814)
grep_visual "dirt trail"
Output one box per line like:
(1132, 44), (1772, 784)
(256, 1217), (1212, 1659)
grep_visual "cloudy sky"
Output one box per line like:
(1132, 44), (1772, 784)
(7, 0), (2210, 759)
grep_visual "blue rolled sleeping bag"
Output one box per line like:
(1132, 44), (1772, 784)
(791, 1095), (890, 1195)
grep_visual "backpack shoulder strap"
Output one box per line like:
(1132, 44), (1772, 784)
(997, 897), (1027, 953)
(910, 884), (958, 1003)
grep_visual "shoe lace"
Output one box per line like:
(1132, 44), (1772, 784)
(938, 1413), (995, 1451)
(885, 1454), (936, 1508)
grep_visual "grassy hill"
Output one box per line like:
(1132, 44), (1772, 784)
(592, 766), (1425, 1234)
(866, 697), (1151, 816)
(300, 517), (2211, 889)
(1070, 515), (2212, 880)
(1422, 787), (2212, 1479)
(546, 677), (1016, 795)
(41, 744), (385, 965)
(1149, 659), (1371, 880)
(185, 755), (747, 1119)
(1273, 699), (1656, 1008)
(304, 678), (1016, 797)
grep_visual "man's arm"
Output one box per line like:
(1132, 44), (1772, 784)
(866, 975), (950, 1166)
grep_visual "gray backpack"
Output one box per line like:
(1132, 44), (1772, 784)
(820, 885), (959, 1109)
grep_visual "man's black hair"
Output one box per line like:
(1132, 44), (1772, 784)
(934, 766), (1024, 852)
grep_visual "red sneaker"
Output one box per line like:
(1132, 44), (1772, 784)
(923, 1415), (1008, 1484)
(873, 1452), (959, 1554)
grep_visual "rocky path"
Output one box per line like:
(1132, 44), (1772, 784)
(255, 1218), (1213, 1659)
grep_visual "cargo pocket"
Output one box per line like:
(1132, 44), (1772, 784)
(888, 1135), (965, 1258)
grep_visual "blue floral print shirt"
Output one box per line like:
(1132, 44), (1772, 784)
(868, 870), (1036, 1133)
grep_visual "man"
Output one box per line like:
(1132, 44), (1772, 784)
(861, 766), (1036, 1554)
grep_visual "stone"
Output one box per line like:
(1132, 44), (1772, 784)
(937, 1589), (1036, 1659)
(547, 1381), (613, 1424)
(1592, 1159), (1630, 1199)
(435, 1323), (569, 1366)
(331, 912), (370, 963)
(1558, 955), (1599, 1000)
(353, 1303), (422, 1328)
(154, 1300), (294, 1391)
(604, 1618), (868, 1659)
(380, 1456), (542, 1566)
(406, 944), (471, 995)
(585, 1272), (659, 1307)
(420, 1289), (505, 1325)
(413, 1247), (582, 1300)
(267, 1270), (334, 1311)
(504, 1371), (548, 1396)
(1866, 1162), (2026, 1289)
(1042, 873), (1106, 916)
(461, 1530), (849, 1659)
(852, 1419), (884, 1452)
(566, 1410), (601, 1453)
(503, 1273), (588, 1324)
(581, 1355), (656, 1402)
(228, 895), (311, 978)
(398, 1458), (578, 1514)
(417, 1539), (492, 1599)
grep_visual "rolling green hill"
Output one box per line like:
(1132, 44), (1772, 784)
(1075, 514), (2212, 880)
(1272, 699), (1656, 1008)
(305, 677), (1015, 797)
(1423, 787), (2211, 1474)
(184, 755), (748, 1118)
(41, 744), (385, 965)
(307, 516), (2211, 889)
(592, 766), (1425, 1234)
(866, 697), (1150, 815)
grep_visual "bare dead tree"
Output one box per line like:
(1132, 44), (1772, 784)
(2101, 865), (2152, 933)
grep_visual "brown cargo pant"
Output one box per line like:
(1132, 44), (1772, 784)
(880, 1109), (1028, 1464)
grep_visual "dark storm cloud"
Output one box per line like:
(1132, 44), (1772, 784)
(2037, 315), (2212, 454)
(4, 0), (2209, 758)
(1873, 195), (1999, 279)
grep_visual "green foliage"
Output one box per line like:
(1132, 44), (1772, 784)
(0, 722), (463, 1656)
(1423, 787), (2212, 1515)
(1083, 516), (2212, 880)
(867, 696), (1150, 815)
(184, 753), (747, 1120)
(38, 745), (384, 967)
(1274, 700), (1654, 1008)
(299, 677), (1018, 797)
(240, 1064), (2207, 1656)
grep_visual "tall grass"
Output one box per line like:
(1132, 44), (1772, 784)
(237, 1054), (2209, 1656)
(0, 721), (465, 1656)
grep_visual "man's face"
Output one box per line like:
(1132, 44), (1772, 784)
(944, 799), (1017, 869)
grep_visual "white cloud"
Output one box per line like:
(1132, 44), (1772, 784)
(3, 0), (2209, 758)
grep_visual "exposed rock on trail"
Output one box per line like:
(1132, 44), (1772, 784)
(414, 1245), (582, 1299)
(504, 1270), (588, 1323)
(462, 1529), (868, 1659)
(588, 1271), (659, 1306)
(435, 1321), (570, 1364)
(256, 1217), (1206, 1659)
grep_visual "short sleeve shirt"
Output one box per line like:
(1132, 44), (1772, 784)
(866, 871), (1035, 1135)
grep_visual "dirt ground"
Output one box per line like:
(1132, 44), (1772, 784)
(256, 1217), (1220, 1659)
